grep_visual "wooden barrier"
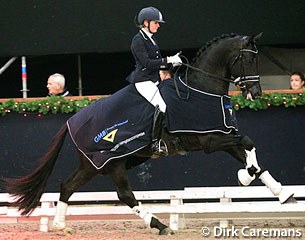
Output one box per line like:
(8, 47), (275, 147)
(1, 185), (305, 232)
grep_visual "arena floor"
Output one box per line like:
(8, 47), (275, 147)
(1, 216), (304, 240)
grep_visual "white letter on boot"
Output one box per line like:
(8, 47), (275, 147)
(52, 201), (68, 230)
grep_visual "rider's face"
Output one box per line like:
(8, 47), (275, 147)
(144, 20), (160, 33)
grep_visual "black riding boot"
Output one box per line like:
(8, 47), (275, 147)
(151, 106), (168, 156)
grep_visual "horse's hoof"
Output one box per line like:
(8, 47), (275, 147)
(159, 227), (175, 235)
(279, 189), (295, 204)
(283, 195), (297, 204)
(51, 223), (66, 231)
(63, 227), (75, 235)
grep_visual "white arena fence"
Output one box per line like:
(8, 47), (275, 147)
(0, 185), (305, 232)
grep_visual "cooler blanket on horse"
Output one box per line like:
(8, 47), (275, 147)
(159, 77), (238, 134)
(67, 79), (237, 169)
(67, 84), (155, 169)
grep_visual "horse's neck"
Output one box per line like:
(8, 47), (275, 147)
(187, 67), (230, 95)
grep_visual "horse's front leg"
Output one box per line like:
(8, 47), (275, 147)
(226, 135), (294, 203)
(108, 159), (174, 235)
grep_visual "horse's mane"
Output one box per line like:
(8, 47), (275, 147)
(191, 33), (238, 64)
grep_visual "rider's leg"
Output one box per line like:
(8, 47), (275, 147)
(134, 81), (166, 112)
(151, 106), (167, 156)
(135, 81), (167, 155)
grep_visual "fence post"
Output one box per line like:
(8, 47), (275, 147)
(21, 56), (29, 98)
(219, 195), (232, 228)
(39, 201), (55, 232)
(169, 196), (184, 230)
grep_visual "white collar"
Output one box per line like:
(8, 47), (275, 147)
(140, 28), (156, 45)
(62, 90), (70, 97)
(141, 28), (153, 38)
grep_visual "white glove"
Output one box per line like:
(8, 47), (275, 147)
(167, 52), (182, 67)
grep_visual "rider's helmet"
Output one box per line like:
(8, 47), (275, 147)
(137, 7), (165, 25)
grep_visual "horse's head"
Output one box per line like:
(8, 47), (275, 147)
(230, 33), (263, 100)
(182, 33), (263, 99)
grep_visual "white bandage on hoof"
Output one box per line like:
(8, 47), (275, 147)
(132, 203), (157, 227)
(238, 169), (255, 186)
(278, 188), (294, 204)
(52, 201), (68, 230)
(259, 170), (282, 196)
(245, 148), (261, 173)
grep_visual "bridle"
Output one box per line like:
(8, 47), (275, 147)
(178, 45), (260, 90)
(230, 46), (260, 90)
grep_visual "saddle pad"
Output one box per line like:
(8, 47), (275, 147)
(159, 78), (238, 134)
(67, 84), (154, 169)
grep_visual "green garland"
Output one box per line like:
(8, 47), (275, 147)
(0, 92), (304, 116)
(231, 92), (305, 110)
(0, 96), (98, 116)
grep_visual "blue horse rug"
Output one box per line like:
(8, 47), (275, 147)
(159, 77), (238, 134)
(67, 79), (238, 169)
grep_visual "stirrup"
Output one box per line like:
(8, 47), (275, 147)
(151, 139), (168, 156)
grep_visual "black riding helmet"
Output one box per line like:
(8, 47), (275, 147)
(136, 7), (165, 26)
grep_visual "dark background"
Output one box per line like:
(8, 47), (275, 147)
(1, 0), (305, 98)
(0, 106), (304, 192)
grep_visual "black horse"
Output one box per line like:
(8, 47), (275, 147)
(3, 33), (295, 235)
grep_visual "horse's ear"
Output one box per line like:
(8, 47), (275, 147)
(253, 32), (263, 42)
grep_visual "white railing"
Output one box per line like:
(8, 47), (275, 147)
(1, 185), (305, 232)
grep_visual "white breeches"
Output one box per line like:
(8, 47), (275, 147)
(135, 81), (166, 113)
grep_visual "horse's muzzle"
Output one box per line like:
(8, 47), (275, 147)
(243, 84), (262, 100)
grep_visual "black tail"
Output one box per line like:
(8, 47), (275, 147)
(3, 123), (68, 215)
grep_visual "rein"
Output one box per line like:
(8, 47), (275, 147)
(178, 46), (260, 89)
(170, 42), (260, 100)
(180, 56), (234, 83)
(172, 55), (234, 100)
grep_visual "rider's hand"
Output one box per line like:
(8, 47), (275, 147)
(167, 52), (182, 67)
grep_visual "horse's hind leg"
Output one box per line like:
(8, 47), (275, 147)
(52, 151), (99, 230)
(226, 135), (294, 203)
(107, 159), (174, 235)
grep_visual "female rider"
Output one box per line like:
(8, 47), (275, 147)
(126, 6), (182, 155)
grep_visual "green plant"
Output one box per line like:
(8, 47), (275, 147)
(0, 92), (304, 117)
